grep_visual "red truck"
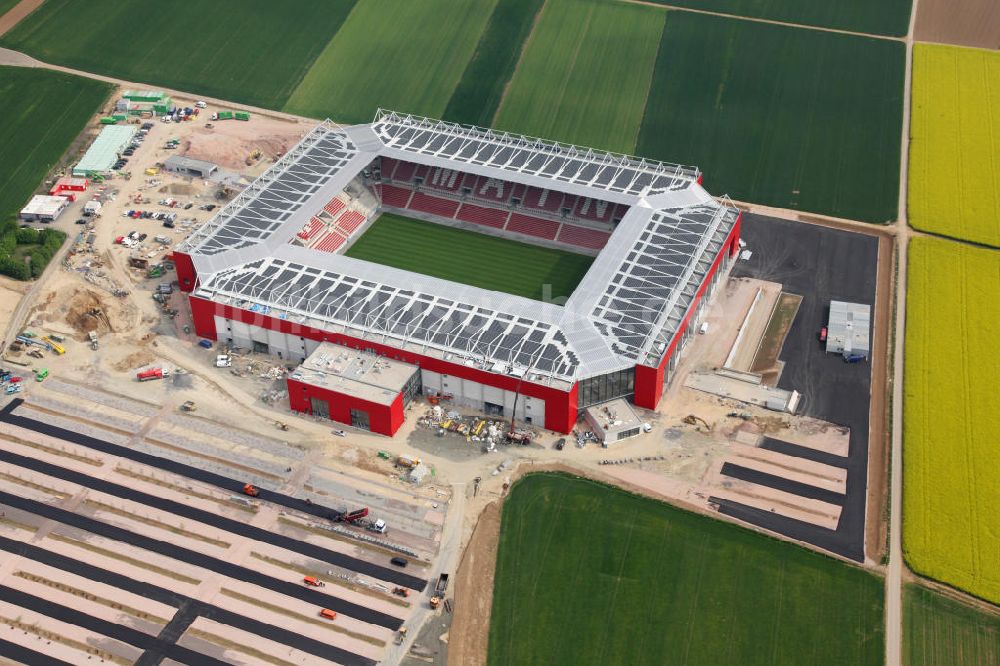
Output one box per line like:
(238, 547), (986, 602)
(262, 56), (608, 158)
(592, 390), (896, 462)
(136, 367), (171, 382)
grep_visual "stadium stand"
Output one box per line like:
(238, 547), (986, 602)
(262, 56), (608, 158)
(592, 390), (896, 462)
(380, 183), (414, 208)
(297, 216), (325, 242)
(456, 203), (509, 229)
(410, 191), (460, 218)
(312, 230), (347, 253)
(323, 197), (345, 217)
(557, 223), (611, 250)
(507, 213), (560, 240)
(336, 210), (366, 235)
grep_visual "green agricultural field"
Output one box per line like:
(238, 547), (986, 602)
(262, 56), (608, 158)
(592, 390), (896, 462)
(285, 0), (496, 123)
(904, 238), (1000, 604)
(0, 0), (356, 109)
(492, 0), (664, 153)
(904, 584), (1000, 666)
(443, 0), (545, 128)
(490, 473), (885, 666)
(637, 13), (904, 223)
(909, 44), (1000, 247)
(0, 67), (111, 226)
(642, 0), (911, 36)
(345, 214), (592, 301)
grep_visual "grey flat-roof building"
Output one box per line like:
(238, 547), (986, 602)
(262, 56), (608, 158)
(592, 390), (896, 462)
(826, 301), (870, 359)
(164, 156), (218, 179)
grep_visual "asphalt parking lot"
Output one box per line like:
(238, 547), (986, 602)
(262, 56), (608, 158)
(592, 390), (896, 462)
(721, 213), (879, 562)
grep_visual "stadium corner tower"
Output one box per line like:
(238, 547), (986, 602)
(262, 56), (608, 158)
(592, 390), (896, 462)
(173, 111), (742, 435)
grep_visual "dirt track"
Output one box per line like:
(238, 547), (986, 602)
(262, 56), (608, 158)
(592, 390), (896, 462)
(915, 0), (1000, 49)
(0, 0), (42, 37)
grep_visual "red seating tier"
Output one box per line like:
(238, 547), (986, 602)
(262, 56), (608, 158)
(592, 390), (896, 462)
(337, 210), (366, 235)
(409, 192), (459, 218)
(507, 213), (559, 240)
(323, 198), (345, 217)
(456, 203), (508, 229)
(557, 223), (611, 250)
(380, 184), (413, 208)
(312, 231), (347, 253)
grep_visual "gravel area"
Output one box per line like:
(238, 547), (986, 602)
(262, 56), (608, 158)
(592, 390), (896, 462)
(42, 379), (160, 417)
(27, 395), (143, 434)
(163, 414), (304, 461)
(17, 407), (131, 446)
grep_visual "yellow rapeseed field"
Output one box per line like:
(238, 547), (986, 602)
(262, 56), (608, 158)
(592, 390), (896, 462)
(909, 45), (1000, 247)
(904, 237), (1000, 603)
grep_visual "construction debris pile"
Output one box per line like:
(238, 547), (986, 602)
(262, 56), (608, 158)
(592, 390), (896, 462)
(415, 404), (537, 451)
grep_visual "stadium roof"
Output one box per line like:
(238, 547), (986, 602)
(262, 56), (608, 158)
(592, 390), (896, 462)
(180, 112), (739, 385)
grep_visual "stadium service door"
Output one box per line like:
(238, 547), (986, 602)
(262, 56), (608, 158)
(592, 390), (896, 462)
(350, 408), (370, 431)
(310, 398), (330, 418)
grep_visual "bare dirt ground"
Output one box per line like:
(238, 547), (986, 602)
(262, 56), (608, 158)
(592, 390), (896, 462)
(0, 0), (43, 37)
(915, 0), (1000, 49)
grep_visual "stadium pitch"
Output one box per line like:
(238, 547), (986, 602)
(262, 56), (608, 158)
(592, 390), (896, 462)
(344, 213), (593, 301)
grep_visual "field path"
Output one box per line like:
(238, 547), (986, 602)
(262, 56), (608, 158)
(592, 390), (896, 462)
(886, 0), (922, 663)
(0, 47), (316, 125)
(0, 0), (42, 37)
(624, 0), (904, 42)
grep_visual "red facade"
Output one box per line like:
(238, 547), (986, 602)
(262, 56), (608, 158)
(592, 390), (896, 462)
(180, 209), (741, 429)
(633, 211), (742, 409)
(287, 377), (404, 436)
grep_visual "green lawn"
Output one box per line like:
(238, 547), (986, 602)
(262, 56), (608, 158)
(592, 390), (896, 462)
(904, 584), (1000, 666)
(284, 0), (496, 123)
(904, 238), (1000, 604)
(643, 0), (911, 36)
(0, 67), (112, 225)
(490, 474), (885, 666)
(637, 12), (904, 223)
(442, 0), (545, 128)
(0, 0), (23, 20)
(0, 0), (356, 109)
(493, 0), (664, 153)
(344, 214), (592, 301)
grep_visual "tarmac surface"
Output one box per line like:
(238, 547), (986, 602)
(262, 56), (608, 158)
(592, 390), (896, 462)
(0, 444), (425, 591)
(725, 213), (878, 561)
(760, 436), (850, 469)
(0, 489), (402, 630)
(0, 534), (377, 666)
(0, 399), (427, 592)
(720, 462), (847, 505)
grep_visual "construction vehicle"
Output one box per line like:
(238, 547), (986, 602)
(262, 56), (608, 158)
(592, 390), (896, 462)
(242, 483), (260, 497)
(435, 573), (450, 595)
(392, 587), (410, 598)
(303, 576), (326, 587)
(41, 338), (65, 355)
(396, 455), (421, 469)
(682, 415), (712, 432)
(319, 609), (337, 620)
(27, 349), (43, 359)
(48, 334), (65, 343)
(246, 149), (262, 166)
(180, 400), (196, 412)
(395, 627), (407, 645)
(339, 507), (369, 523)
(430, 596), (441, 610)
(136, 367), (170, 382)
(147, 264), (164, 279)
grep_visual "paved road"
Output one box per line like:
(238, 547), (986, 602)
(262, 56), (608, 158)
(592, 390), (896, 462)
(0, 489), (403, 630)
(0, 585), (231, 666)
(0, 534), (376, 666)
(0, 442), (426, 590)
(728, 213), (879, 561)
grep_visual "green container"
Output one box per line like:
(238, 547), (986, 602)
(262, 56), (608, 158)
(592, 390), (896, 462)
(112, 114), (127, 121)
(218, 111), (234, 120)
(235, 112), (250, 121)
(99, 117), (117, 125)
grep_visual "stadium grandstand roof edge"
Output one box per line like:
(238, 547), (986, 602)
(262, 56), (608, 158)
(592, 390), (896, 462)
(180, 111), (739, 385)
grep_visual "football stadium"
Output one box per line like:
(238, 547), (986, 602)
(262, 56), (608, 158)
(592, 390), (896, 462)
(174, 110), (742, 435)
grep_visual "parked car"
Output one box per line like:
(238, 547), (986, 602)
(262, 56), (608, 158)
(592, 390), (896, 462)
(390, 557), (408, 568)
(138, 233), (148, 242)
(75, 218), (87, 225)
(818, 326), (828, 343)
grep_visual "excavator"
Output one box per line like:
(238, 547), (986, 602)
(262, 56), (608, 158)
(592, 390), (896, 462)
(683, 414), (712, 433)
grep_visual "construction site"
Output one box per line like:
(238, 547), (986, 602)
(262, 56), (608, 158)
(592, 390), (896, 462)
(0, 89), (889, 666)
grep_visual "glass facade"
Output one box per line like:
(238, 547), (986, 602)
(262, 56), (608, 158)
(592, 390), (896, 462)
(578, 368), (635, 409)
